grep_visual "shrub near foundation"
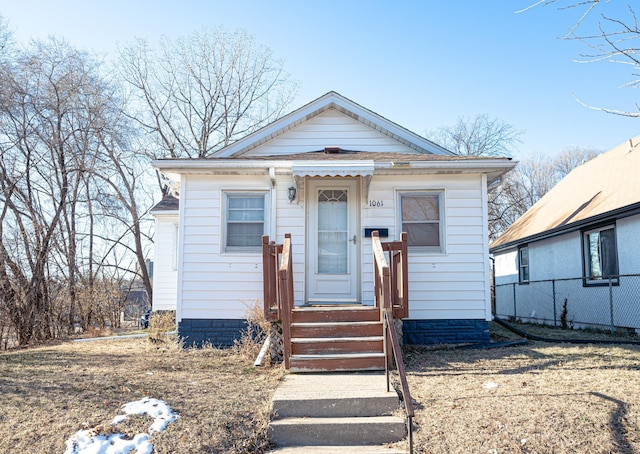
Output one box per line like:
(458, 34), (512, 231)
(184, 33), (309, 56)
(147, 311), (176, 346)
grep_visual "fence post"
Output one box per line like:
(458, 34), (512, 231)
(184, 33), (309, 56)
(512, 283), (517, 320)
(609, 277), (614, 334)
(552, 279), (557, 327)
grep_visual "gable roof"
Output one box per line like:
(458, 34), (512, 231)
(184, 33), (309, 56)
(212, 91), (453, 157)
(490, 135), (640, 252)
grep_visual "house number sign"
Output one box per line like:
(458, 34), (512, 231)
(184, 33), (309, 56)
(367, 200), (384, 207)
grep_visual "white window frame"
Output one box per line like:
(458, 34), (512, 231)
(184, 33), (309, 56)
(222, 191), (269, 253)
(518, 245), (529, 284)
(582, 224), (619, 285)
(397, 190), (445, 253)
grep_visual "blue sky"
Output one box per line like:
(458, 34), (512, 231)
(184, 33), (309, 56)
(2, 1), (638, 157)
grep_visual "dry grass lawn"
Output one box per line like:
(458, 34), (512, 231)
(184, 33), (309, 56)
(0, 337), (284, 453)
(405, 341), (640, 453)
(2, 326), (640, 453)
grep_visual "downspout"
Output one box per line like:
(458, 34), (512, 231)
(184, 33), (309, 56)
(269, 167), (277, 239)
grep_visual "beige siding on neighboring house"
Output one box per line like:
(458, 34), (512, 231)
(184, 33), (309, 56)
(246, 109), (421, 156)
(152, 213), (179, 311)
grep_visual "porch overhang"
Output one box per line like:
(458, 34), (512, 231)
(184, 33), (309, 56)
(291, 161), (375, 202)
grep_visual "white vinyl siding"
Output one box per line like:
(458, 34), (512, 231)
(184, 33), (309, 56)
(178, 176), (273, 320)
(362, 174), (490, 320)
(152, 213), (179, 311)
(244, 109), (421, 157)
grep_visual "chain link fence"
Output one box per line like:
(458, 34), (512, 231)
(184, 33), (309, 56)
(494, 274), (640, 335)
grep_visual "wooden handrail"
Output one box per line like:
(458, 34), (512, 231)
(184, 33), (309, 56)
(372, 231), (414, 454)
(381, 232), (409, 318)
(262, 235), (282, 321)
(277, 234), (293, 369)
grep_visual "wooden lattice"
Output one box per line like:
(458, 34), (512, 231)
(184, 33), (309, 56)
(269, 321), (284, 364)
(394, 318), (404, 347)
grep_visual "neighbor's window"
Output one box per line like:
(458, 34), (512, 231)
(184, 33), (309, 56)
(224, 192), (267, 251)
(518, 245), (529, 283)
(399, 191), (443, 251)
(583, 225), (618, 284)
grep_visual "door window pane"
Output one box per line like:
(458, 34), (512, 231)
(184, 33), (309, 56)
(317, 190), (348, 274)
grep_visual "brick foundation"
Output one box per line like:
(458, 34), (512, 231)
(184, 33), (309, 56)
(403, 319), (490, 345)
(178, 318), (247, 348)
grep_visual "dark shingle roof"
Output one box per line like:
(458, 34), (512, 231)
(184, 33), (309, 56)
(150, 193), (179, 212)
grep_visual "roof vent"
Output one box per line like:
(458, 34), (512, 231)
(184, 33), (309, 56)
(324, 146), (341, 154)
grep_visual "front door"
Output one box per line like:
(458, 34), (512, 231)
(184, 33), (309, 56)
(306, 178), (359, 303)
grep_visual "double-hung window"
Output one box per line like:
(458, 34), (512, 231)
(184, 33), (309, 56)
(399, 191), (444, 251)
(583, 224), (618, 284)
(518, 245), (529, 284)
(224, 192), (267, 252)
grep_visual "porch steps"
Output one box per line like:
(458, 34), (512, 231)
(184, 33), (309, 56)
(289, 306), (385, 372)
(269, 373), (406, 450)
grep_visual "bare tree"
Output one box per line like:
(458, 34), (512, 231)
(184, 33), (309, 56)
(118, 28), (298, 159)
(0, 36), (154, 344)
(520, 1), (640, 116)
(428, 115), (602, 240)
(427, 114), (523, 157)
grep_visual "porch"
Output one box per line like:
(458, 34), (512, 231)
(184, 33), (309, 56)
(262, 231), (409, 372)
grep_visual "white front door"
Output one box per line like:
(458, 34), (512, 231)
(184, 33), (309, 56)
(306, 178), (359, 303)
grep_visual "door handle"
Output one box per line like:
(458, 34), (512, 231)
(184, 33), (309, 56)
(350, 235), (357, 244)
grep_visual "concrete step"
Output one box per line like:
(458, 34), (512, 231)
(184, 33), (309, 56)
(290, 353), (385, 372)
(268, 415), (406, 447)
(270, 446), (406, 453)
(291, 321), (382, 338)
(291, 336), (384, 355)
(292, 306), (380, 323)
(272, 373), (398, 418)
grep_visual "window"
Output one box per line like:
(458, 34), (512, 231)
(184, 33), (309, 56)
(583, 225), (618, 284)
(399, 191), (443, 251)
(518, 245), (529, 283)
(224, 192), (267, 251)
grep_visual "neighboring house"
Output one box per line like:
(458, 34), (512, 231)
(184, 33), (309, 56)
(150, 192), (179, 312)
(491, 135), (640, 330)
(153, 91), (515, 347)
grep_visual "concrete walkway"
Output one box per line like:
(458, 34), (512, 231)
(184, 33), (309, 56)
(269, 372), (407, 452)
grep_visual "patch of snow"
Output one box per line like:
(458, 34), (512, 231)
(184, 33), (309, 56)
(482, 381), (499, 389)
(64, 398), (178, 454)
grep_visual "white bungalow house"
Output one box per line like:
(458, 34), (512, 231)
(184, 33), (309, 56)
(491, 135), (640, 331)
(152, 91), (515, 349)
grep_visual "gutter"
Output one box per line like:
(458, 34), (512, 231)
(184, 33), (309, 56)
(490, 201), (640, 254)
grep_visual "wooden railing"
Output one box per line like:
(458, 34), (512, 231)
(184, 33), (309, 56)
(372, 230), (414, 454)
(262, 235), (282, 322)
(262, 234), (294, 369)
(381, 232), (409, 319)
